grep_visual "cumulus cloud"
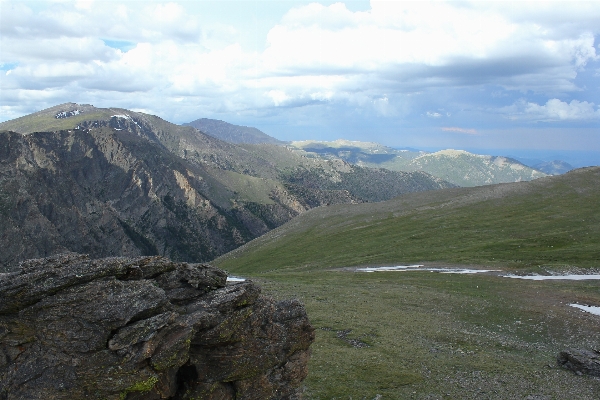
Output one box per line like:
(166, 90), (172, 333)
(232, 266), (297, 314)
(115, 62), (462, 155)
(255, 1), (598, 114)
(509, 99), (600, 121)
(1, 0), (599, 130)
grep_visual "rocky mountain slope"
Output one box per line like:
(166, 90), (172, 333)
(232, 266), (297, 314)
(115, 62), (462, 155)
(0, 253), (314, 399)
(292, 140), (547, 187)
(0, 103), (453, 270)
(184, 118), (285, 145)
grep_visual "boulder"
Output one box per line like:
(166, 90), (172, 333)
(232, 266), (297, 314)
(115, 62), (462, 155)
(0, 253), (314, 399)
(557, 348), (600, 377)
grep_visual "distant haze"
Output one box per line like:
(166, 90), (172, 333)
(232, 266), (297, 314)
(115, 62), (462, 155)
(1, 1), (599, 165)
(420, 148), (600, 169)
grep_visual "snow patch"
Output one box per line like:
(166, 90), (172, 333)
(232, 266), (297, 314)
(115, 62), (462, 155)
(440, 269), (501, 274)
(357, 265), (423, 272)
(503, 274), (600, 280)
(55, 110), (82, 119)
(111, 114), (142, 129)
(227, 276), (246, 282)
(357, 265), (499, 274)
(570, 304), (600, 316)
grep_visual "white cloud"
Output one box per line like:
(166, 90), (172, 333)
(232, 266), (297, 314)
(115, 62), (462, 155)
(1, 0), (599, 128)
(518, 99), (600, 121)
(74, 1), (94, 10)
(372, 96), (392, 116)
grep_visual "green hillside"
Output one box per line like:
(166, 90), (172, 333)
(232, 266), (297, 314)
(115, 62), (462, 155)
(0, 103), (138, 134)
(216, 166), (600, 273)
(214, 167), (600, 398)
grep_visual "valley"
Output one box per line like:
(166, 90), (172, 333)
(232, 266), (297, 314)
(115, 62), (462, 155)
(1, 103), (598, 399)
(3, 3), (599, 399)
(0, 103), (452, 270)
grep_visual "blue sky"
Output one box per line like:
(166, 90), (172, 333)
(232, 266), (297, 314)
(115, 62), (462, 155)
(1, 0), (599, 166)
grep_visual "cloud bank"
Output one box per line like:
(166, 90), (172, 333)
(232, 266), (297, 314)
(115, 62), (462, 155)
(1, 0), (599, 152)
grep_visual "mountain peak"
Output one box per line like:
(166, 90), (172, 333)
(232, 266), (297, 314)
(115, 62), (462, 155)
(430, 149), (473, 157)
(184, 118), (284, 145)
(0, 103), (135, 134)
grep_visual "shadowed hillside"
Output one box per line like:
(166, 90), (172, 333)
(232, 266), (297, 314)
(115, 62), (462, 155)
(184, 118), (285, 145)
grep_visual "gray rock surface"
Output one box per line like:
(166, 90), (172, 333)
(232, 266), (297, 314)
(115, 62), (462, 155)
(0, 106), (453, 271)
(557, 348), (600, 377)
(0, 253), (314, 399)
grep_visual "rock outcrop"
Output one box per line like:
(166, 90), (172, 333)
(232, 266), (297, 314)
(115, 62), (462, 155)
(557, 348), (600, 377)
(0, 253), (314, 399)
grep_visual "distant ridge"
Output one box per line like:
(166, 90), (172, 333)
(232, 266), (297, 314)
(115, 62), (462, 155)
(184, 118), (284, 145)
(531, 160), (574, 175)
(292, 140), (547, 187)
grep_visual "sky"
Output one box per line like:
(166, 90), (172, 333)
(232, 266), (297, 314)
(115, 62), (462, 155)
(1, 0), (599, 166)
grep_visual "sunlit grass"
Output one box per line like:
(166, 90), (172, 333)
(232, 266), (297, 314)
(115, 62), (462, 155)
(216, 168), (600, 398)
(216, 168), (600, 274)
(246, 270), (600, 399)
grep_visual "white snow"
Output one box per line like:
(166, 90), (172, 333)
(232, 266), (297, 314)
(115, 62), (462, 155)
(570, 304), (600, 316)
(357, 265), (498, 274)
(55, 110), (81, 119)
(440, 269), (501, 274)
(357, 265), (424, 272)
(227, 276), (246, 282)
(503, 274), (600, 280)
(111, 114), (141, 128)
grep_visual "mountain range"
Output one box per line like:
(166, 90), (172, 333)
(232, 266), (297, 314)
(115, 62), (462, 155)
(292, 139), (548, 187)
(0, 103), (452, 270)
(2, 103), (582, 270)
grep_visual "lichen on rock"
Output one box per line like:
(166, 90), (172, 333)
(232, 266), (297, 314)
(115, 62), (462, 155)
(0, 253), (314, 399)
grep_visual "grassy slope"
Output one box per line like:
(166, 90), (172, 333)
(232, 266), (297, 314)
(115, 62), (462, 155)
(252, 270), (600, 399)
(216, 168), (600, 398)
(216, 167), (600, 274)
(0, 103), (122, 133)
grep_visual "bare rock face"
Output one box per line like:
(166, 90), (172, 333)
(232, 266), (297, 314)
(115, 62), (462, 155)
(557, 348), (600, 377)
(0, 253), (314, 399)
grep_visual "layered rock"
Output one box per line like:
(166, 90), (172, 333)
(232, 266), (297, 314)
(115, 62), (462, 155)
(557, 348), (600, 377)
(0, 253), (314, 399)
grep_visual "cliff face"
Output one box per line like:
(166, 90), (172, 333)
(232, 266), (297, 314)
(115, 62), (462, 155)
(0, 253), (314, 399)
(0, 128), (305, 270)
(0, 105), (453, 270)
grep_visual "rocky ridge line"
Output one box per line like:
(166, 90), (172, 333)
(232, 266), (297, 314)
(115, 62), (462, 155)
(0, 253), (314, 399)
